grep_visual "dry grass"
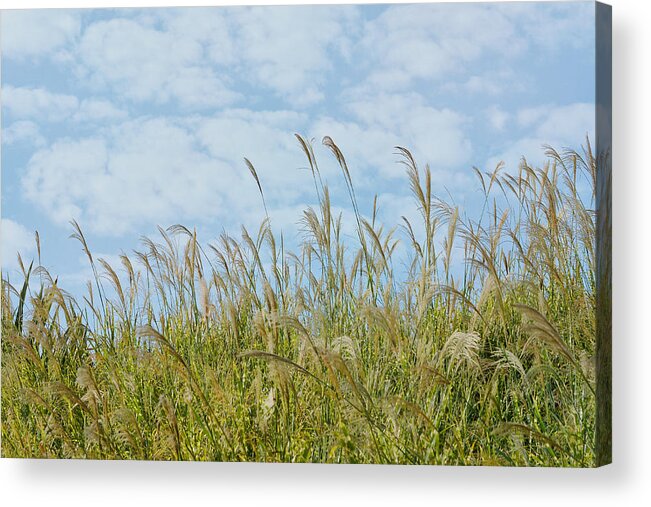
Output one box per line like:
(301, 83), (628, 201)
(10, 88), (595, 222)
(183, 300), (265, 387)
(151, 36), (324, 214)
(1, 135), (597, 465)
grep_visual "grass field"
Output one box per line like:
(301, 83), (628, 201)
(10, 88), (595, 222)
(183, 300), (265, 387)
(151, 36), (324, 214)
(1, 136), (598, 465)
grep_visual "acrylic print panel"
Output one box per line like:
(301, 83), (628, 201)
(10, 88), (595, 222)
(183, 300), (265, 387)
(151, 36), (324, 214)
(0, 2), (611, 467)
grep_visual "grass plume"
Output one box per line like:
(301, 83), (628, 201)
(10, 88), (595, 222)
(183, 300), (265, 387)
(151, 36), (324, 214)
(1, 136), (598, 466)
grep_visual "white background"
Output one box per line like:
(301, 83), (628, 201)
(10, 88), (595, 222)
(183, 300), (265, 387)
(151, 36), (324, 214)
(0, 0), (648, 505)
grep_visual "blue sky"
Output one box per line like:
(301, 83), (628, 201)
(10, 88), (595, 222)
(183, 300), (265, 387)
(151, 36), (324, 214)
(1, 2), (595, 290)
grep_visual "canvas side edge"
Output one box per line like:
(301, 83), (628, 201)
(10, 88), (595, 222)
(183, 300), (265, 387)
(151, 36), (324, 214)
(595, 0), (612, 468)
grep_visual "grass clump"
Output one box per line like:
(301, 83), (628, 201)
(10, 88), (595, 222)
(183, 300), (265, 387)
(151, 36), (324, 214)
(1, 135), (597, 465)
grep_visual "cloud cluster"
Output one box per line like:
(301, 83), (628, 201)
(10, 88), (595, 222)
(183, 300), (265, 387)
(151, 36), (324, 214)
(4, 3), (596, 247)
(3, 3), (593, 109)
(17, 101), (473, 239)
(20, 113), (317, 236)
(65, 6), (359, 109)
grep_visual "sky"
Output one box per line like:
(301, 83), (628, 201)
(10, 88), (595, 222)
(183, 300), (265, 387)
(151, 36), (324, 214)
(1, 2), (596, 291)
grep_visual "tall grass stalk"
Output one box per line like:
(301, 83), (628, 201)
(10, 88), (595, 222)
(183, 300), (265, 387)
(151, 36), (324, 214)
(1, 136), (597, 466)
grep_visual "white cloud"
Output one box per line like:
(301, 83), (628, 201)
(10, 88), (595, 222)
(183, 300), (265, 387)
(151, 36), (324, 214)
(311, 93), (472, 185)
(489, 103), (595, 171)
(357, 4), (521, 92)
(1, 218), (35, 271)
(1, 10), (80, 59)
(2, 85), (127, 125)
(495, 2), (594, 52)
(157, 8), (236, 66)
(229, 6), (359, 105)
(22, 138), (105, 227)
(20, 113), (318, 237)
(77, 17), (239, 108)
(2, 120), (46, 147)
(20, 108), (424, 241)
(1, 4), (593, 113)
(534, 103), (595, 142)
(3, 4), (589, 116)
(22, 121), (228, 235)
(194, 109), (308, 188)
(354, 3), (593, 95)
(516, 105), (549, 128)
(2, 85), (79, 122)
(70, 6), (358, 109)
